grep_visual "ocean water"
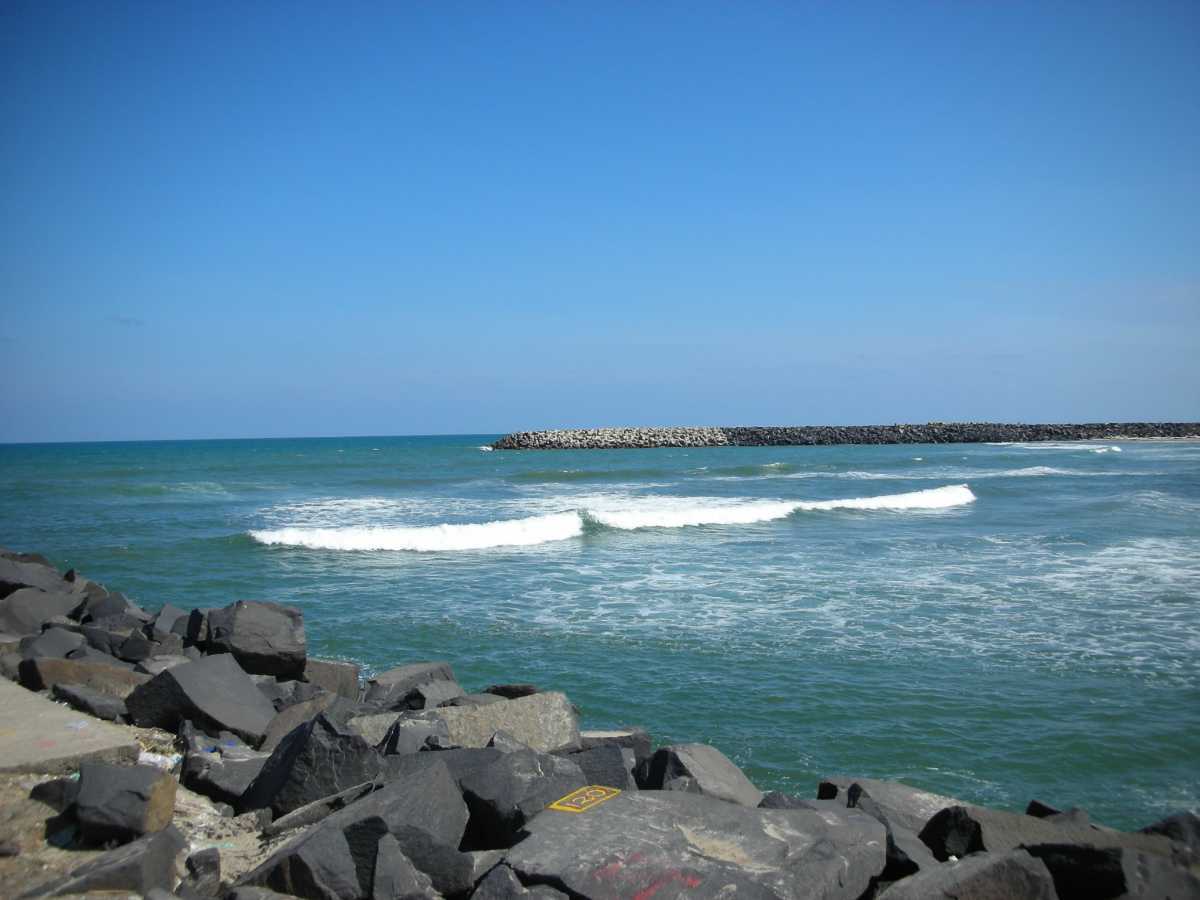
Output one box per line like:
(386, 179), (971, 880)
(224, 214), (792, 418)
(2, 435), (1198, 828)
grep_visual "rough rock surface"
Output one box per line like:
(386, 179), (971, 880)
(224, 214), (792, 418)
(51, 681), (128, 721)
(505, 789), (886, 900)
(16, 825), (186, 897)
(206, 600), (307, 678)
(125, 653), (278, 745)
(240, 713), (383, 817)
(427, 691), (580, 753)
(637, 743), (763, 807)
(876, 849), (1058, 899)
(363, 661), (457, 710)
(493, 422), (1200, 449)
(304, 658), (361, 700)
(459, 748), (588, 849)
(74, 761), (178, 845)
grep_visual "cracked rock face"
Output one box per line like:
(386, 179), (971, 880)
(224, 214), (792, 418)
(505, 789), (886, 900)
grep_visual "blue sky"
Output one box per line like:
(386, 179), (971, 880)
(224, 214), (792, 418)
(2, 1), (1197, 441)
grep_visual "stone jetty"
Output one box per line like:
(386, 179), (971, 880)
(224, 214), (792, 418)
(2, 547), (1198, 898)
(492, 422), (1200, 449)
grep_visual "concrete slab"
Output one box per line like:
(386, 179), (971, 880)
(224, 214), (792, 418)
(0, 679), (139, 775)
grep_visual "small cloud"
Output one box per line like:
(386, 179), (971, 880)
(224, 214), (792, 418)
(106, 314), (145, 328)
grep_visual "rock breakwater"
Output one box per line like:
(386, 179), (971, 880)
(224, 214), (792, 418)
(1, 547), (1198, 898)
(492, 422), (1200, 449)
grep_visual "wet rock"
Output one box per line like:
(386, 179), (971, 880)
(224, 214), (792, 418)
(505, 790), (885, 900)
(17, 825), (186, 897)
(19, 626), (86, 659)
(206, 600), (307, 678)
(567, 744), (636, 790)
(426, 691), (580, 753)
(1024, 843), (1200, 900)
(52, 682), (128, 721)
(636, 743), (763, 807)
(304, 657), (361, 700)
(75, 761), (177, 845)
(363, 660), (457, 710)
(459, 748), (588, 849)
(0, 588), (81, 637)
(19, 656), (150, 697)
(876, 849), (1058, 899)
(240, 713), (383, 817)
(125, 652), (277, 745)
(919, 805), (1177, 862)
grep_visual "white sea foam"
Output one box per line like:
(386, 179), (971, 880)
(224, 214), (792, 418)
(250, 511), (584, 552)
(478, 446), (494, 452)
(249, 485), (975, 551)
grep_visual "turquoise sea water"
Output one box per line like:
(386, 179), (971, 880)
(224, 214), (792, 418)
(2, 435), (1198, 828)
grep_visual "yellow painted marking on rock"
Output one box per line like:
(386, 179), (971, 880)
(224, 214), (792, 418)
(547, 785), (622, 813)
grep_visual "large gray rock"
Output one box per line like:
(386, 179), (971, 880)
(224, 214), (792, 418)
(580, 727), (652, 764)
(19, 656), (149, 697)
(506, 789), (886, 900)
(876, 849), (1058, 899)
(75, 762), (177, 845)
(347, 710), (403, 746)
(1024, 842), (1200, 900)
(304, 657), (361, 700)
(0, 555), (71, 599)
(637, 743), (763, 807)
(241, 758), (470, 897)
(363, 661), (456, 710)
(0, 588), (81, 636)
(473, 863), (568, 900)
(17, 825), (186, 897)
(850, 786), (937, 881)
(377, 713), (453, 755)
(568, 744), (637, 791)
(1140, 810), (1200, 856)
(19, 626), (86, 659)
(240, 713), (383, 816)
(182, 730), (271, 807)
(425, 691), (580, 753)
(183, 846), (222, 896)
(207, 600), (307, 677)
(52, 682), (128, 721)
(260, 691), (349, 751)
(459, 748), (588, 849)
(829, 777), (966, 834)
(919, 805), (1178, 862)
(125, 652), (277, 745)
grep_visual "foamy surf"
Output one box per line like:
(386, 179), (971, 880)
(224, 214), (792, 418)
(248, 484), (975, 551)
(249, 511), (583, 552)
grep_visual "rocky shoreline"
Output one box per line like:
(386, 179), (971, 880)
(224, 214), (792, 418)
(1, 548), (1198, 899)
(491, 422), (1200, 450)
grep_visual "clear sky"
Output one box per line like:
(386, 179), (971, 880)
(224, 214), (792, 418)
(2, 2), (1197, 442)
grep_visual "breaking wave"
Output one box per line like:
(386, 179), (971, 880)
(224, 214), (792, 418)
(248, 484), (976, 552)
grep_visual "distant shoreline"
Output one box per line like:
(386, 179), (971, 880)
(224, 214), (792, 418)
(492, 422), (1200, 450)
